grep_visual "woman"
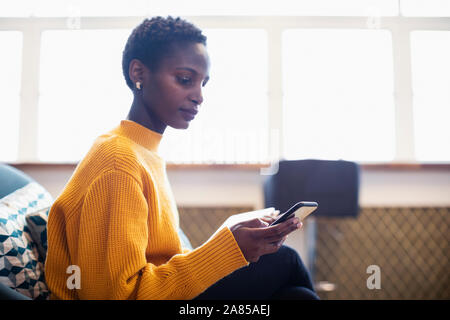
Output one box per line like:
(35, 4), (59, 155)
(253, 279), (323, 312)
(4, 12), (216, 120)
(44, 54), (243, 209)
(45, 16), (318, 300)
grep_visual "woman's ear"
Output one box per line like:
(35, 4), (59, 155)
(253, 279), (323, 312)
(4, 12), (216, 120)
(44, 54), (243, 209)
(129, 59), (148, 90)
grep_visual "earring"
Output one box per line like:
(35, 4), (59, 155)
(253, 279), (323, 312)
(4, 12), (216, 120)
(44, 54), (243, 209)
(135, 81), (142, 90)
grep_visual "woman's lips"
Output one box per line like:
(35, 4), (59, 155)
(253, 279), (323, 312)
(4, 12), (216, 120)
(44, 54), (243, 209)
(179, 108), (198, 121)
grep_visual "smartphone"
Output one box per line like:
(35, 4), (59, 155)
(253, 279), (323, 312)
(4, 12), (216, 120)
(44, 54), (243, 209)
(270, 201), (318, 226)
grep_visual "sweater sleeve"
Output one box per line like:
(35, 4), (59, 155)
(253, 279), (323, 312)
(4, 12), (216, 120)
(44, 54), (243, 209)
(76, 169), (248, 300)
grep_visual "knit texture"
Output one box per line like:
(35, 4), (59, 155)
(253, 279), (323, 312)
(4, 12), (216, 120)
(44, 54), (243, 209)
(45, 120), (248, 299)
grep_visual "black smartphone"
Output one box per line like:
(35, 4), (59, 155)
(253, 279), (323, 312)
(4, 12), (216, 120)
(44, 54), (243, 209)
(270, 201), (318, 226)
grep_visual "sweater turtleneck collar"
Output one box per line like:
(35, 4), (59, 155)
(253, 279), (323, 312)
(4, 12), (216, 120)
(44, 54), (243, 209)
(114, 120), (163, 153)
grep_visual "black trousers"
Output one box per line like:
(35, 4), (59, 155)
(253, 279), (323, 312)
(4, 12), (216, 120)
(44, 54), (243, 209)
(194, 245), (320, 300)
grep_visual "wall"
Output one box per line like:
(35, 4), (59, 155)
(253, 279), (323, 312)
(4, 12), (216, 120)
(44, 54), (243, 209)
(14, 165), (450, 208)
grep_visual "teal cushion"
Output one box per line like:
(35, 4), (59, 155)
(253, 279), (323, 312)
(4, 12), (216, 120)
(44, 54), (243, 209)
(178, 228), (193, 250)
(0, 182), (53, 300)
(0, 164), (35, 200)
(25, 208), (49, 263)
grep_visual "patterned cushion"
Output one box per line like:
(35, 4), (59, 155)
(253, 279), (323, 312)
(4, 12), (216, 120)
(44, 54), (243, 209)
(0, 182), (53, 299)
(178, 227), (193, 251)
(25, 208), (49, 263)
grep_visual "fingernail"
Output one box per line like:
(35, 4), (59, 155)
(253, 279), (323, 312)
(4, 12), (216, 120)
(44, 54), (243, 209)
(297, 222), (303, 228)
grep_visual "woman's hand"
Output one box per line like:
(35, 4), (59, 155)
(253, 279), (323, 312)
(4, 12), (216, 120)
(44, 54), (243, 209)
(230, 215), (302, 263)
(259, 209), (280, 225)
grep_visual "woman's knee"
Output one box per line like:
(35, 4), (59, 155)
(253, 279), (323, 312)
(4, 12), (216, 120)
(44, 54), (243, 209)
(277, 245), (305, 267)
(276, 245), (315, 290)
(272, 286), (320, 300)
(277, 244), (298, 257)
(255, 245), (299, 270)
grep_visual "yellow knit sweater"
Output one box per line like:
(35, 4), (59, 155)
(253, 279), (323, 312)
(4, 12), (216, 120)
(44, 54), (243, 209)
(45, 120), (248, 299)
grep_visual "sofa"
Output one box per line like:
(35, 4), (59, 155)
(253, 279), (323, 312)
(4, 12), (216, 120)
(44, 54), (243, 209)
(0, 163), (53, 300)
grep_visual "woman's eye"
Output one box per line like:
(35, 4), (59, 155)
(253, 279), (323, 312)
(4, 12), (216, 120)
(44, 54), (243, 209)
(177, 76), (192, 85)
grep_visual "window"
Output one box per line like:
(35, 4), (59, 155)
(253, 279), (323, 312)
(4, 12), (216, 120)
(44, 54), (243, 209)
(0, 0), (399, 17)
(0, 0), (150, 17)
(38, 29), (132, 162)
(37, 28), (268, 164)
(411, 31), (450, 162)
(0, 31), (22, 162)
(159, 29), (269, 164)
(2, 6), (449, 165)
(145, 0), (399, 17)
(400, 0), (450, 17)
(283, 29), (395, 162)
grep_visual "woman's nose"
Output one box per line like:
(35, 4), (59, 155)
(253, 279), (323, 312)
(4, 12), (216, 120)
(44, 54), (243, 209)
(190, 86), (204, 106)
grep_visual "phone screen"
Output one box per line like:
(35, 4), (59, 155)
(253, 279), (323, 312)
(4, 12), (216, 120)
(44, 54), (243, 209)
(270, 201), (318, 226)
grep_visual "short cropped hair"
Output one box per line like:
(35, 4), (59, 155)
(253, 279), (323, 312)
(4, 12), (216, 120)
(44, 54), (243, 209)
(122, 16), (207, 89)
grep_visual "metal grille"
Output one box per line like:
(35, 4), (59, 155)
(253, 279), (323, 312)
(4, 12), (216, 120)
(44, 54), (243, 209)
(179, 206), (450, 299)
(179, 206), (253, 249)
(314, 207), (450, 300)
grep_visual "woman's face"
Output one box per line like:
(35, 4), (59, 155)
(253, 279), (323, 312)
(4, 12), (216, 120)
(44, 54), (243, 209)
(139, 42), (210, 131)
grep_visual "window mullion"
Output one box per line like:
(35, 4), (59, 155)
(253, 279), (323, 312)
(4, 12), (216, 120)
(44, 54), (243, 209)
(391, 21), (415, 162)
(267, 26), (284, 164)
(18, 23), (41, 162)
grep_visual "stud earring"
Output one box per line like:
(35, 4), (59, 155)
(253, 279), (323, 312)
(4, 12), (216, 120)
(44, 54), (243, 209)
(136, 81), (142, 90)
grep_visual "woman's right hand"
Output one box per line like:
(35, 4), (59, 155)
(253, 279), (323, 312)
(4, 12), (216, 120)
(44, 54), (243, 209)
(230, 216), (302, 263)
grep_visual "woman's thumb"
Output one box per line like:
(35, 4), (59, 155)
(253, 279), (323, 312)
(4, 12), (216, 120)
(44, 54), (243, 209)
(240, 218), (268, 228)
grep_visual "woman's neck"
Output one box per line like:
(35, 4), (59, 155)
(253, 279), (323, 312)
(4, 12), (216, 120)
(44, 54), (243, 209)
(126, 96), (166, 134)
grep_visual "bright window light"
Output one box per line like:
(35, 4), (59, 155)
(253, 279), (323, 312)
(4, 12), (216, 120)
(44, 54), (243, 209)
(0, 0), (398, 17)
(283, 29), (395, 162)
(0, 31), (22, 162)
(159, 29), (269, 164)
(400, 0), (450, 17)
(411, 31), (450, 162)
(38, 29), (132, 162)
(38, 28), (268, 164)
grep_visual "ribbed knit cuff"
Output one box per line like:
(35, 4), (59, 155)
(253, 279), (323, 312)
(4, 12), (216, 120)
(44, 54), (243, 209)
(135, 226), (249, 299)
(186, 226), (249, 292)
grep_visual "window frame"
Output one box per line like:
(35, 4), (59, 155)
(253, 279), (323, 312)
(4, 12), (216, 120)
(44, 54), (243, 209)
(1, 15), (450, 166)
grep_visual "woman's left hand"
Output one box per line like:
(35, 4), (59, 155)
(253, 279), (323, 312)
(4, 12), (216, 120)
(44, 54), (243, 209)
(260, 210), (292, 246)
(259, 209), (280, 225)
